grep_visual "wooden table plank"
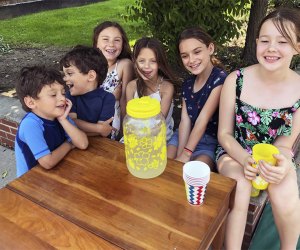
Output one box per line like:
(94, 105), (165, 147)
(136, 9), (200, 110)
(8, 137), (236, 250)
(0, 188), (120, 250)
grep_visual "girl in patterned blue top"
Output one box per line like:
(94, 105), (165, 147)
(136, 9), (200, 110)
(217, 8), (300, 249)
(167, 27), (227, 170)
(93, 21), (134, 139)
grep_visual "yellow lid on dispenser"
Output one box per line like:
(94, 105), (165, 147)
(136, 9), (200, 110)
(126, 96), (161, 119)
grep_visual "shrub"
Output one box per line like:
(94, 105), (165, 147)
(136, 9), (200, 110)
(125, 0), (251, 64)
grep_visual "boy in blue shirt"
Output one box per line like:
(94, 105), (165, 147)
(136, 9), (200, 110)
(60, 45), (116, 137)
(15, 66), (88, 177)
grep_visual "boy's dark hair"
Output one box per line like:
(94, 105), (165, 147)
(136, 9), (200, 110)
(16, 65), (65, 112)
(93, 21), (132, 60)
(60, 45), (108, 86)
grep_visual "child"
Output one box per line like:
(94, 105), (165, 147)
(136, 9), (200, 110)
(167, 27), (227, 170)
(126, 37), (177, 141)
(216, 8), (300, 249)
(93, 21), (134, 139)
(15, 66), (88, 177)
(60, 45), (116, 137)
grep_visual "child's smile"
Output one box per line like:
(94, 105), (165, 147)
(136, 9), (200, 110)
(136, 48), (158, 81)
(97, 27), (123, 63)
(63, 65), (92, 96)
(264, 56), (280, 63)
(256, 19), (298, 71)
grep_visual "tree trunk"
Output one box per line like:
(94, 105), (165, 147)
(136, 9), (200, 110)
(241, 0), (268, 66)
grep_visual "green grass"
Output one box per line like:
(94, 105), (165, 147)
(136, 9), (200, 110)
(0, 0), (145, 48)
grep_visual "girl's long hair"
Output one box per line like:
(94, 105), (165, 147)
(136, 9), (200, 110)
(93, 21), (132, 60)
(177, 27), (224, 70)
(133, 37), (178, 97)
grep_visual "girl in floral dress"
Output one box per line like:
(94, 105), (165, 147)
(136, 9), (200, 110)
(93, 21), (134, 139)
(216, 8), (300, 249)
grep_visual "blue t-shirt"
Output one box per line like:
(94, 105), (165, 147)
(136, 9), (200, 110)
(182, 67), (227, 137)
(67, 88), (115, 123)
(15, 112), (73, 177)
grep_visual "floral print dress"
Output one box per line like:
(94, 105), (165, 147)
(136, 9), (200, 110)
(216, 68), (300, 160)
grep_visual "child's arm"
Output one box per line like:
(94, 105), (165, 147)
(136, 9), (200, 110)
(119, 59), (134, 120)
(176, 86), (222, 163)
(125, 80), (137, 104)
(72, 116), (114, 137)
(38, 142), (73, 169)
(160, 81), (174, 118)
(18, 115), (74, 171)
(57, 99), (88, 149)
(176, 99), (192, 161)
(218, 72), (257, 178)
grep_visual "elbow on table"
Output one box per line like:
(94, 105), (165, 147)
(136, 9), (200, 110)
(39, 162), (55, 170)
(72, 132), (89, 150)
(77, 139), (89, 150)
(38, 155), (56, 170)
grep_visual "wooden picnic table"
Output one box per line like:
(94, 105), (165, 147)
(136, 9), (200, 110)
(5, 137), (236, 249)
(0, 187), (119, 249)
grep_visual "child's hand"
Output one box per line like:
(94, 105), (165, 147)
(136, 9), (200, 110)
(57, 99), (72, 121)
(97, 117), (116, 137)
(175, 152), (191, 163)
(258, 154), (290, 184)
(243, 155), (258, 180)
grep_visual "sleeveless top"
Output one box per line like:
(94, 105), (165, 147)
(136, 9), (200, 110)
(182, 66), (227, 137)
(134, 80), (174, 141)
(216, 68), (300, 159)
(101, 61), (121, 140)
(102, 61), (120, 93)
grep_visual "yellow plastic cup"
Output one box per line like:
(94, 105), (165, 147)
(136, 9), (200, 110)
(250, 186), (260, 197)
(251, 143), (279, 190)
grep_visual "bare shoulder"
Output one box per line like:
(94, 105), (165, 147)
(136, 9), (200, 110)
(223, 69), (239, 87)
(118, 58), (133, 69)
(160, 80), (174, 92)
(160, 80), (174, 99)
(126, 79), (137, 100)
(225, 65), (258, 88)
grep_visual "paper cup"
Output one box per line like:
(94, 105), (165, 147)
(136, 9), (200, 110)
(185, 183), (207, 205)
(183, 161), (211, 205)
(183, 161), (210, 186)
